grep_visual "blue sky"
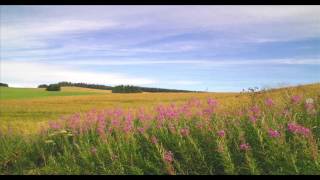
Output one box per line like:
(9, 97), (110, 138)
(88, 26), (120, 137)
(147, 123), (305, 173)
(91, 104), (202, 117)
(1, 5), (319, 92)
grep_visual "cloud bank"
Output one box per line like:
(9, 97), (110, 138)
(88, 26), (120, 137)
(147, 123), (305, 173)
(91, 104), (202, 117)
(1, 6), (319, 91)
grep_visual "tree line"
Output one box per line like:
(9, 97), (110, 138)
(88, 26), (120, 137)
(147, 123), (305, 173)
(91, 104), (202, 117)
(0, 83), (9, 87)
(112, 85), (142, 93)
(37, 82), (197, 93)
(112, 85), (196, 93)
(57, 82), (113, 90)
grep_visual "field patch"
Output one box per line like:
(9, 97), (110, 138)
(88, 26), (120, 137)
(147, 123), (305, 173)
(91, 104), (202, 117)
(0, 87), (109, 100)
(0, 84), (319, 135)
(0, 83), (319, 174)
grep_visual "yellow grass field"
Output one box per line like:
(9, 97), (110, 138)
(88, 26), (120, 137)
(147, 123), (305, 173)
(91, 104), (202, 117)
(0, 84), (319, 134)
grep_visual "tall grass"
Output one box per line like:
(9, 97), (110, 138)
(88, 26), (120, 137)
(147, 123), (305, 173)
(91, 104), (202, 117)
(0, 90), (319, 174)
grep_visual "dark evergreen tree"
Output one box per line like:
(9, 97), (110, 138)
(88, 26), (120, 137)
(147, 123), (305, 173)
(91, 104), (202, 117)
(57, 81), (113, 90)
(46, 84), (61, 91)
(112, 85), (143, 93)
(38, 84), (48, 88)
(0, 83), (8, 87)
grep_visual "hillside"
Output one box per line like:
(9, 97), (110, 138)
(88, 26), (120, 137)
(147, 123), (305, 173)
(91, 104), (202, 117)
(0, 82), (319, 174)
(0, 83), (319, 135)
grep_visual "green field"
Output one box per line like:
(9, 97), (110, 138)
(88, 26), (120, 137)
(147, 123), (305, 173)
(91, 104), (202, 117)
(0, 86), (235, 134)
(0, 87), (101, 100)
(0, 84), (319, 174)
(0, 87), (114, 133)
(0, 83), (320, 174)
(1, 84), (319, 135)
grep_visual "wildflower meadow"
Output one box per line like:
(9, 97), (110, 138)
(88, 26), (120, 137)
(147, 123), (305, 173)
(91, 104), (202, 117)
(0, 86), (319, 175)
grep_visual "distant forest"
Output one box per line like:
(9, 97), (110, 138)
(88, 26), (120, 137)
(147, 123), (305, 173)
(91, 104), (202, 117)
(112, 85), (194, 93)
(38, 82), (197, 93)
(57, 82), (113, 90)
(0, 83), (9, 87)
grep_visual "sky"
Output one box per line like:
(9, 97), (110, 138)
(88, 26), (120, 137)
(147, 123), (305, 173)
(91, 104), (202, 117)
(0, 5), (319, 92)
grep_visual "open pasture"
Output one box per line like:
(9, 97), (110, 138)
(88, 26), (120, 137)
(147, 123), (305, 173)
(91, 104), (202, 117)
(0, 83), (319, 174)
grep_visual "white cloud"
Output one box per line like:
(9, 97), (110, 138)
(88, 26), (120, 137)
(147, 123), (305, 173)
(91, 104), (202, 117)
(1, 6), (320, 88)
(2, 19), (118, 39)
(0, 61), (156, 87)
(59, 58), (320, 66)
(2, 6), (320, 47)
(61, 59), (205, 66)
(1, 18), (119, 51)
(2, 5), (320, 61)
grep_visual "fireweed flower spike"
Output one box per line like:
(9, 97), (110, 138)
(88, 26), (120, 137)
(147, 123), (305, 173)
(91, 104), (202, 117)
(151, 136), (158, 144)
(268, 129), (280, 138)
(291, 95), (302, 104)
(48, 121), (61, 130)
(137, 127), (145, 134)
(248, 105), (261, 123)
(305, 98), (316, 114)
(207, 98), (218, 107)
(164, 151), (174, 163)
(265, 98), (274, 107)
(217, 130), (225, 137)
(180, 127), (190, 137)
(240, 143), (251, 151)
(287, 123), (311, 136)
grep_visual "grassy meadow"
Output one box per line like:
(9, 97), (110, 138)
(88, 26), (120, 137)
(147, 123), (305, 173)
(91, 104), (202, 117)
(0, 83), (319, 174)
(0, 86), (235, 134)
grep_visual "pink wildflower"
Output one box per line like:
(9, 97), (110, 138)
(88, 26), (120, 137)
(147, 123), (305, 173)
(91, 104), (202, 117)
(113, 108), (123, 117)
(203, 107), (214, 116)
(125, 112), (134, 122)
(238, 110), (244, 116)
(248, 105), (261, 123)
(291, 95), (302, 104)
(156, 105), (166, 121)
(305, 103), (314, 111)
(300, 127), (310, 136)
(188, 98), (201, 107)
(123, 124), (133, 133)
(48, 121), (61, 130)
(137, 108), (152, 122)
(217, 130), (225, 137)
(137, 127), (145, 134)
(67, 113), (81, 133)
(86, 109), (97, 124)
(96, 120), (106, 138)
(151, 136), (158, 144)
(207, 98), (218, 107)
(268, 129), (280, 138)
(249, 114), (257, 123)
(179, 104), (192, 119)
(196, 122), (204, 130)
(240, 143), (251, 151)
(164, 151), (174, 163)
(288, 123), (298, 133)
(250, 105), (261, 115)
(108, 127), (113, 133)
(97, 112), (106, 122)
(123, 113), (134, 133)
(180, 127), (190, 137)
(265, 98), (274, 107)
(288, 123), (311, 136)
(111, 119), (120, 127)
(305, 99), (316, 114)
